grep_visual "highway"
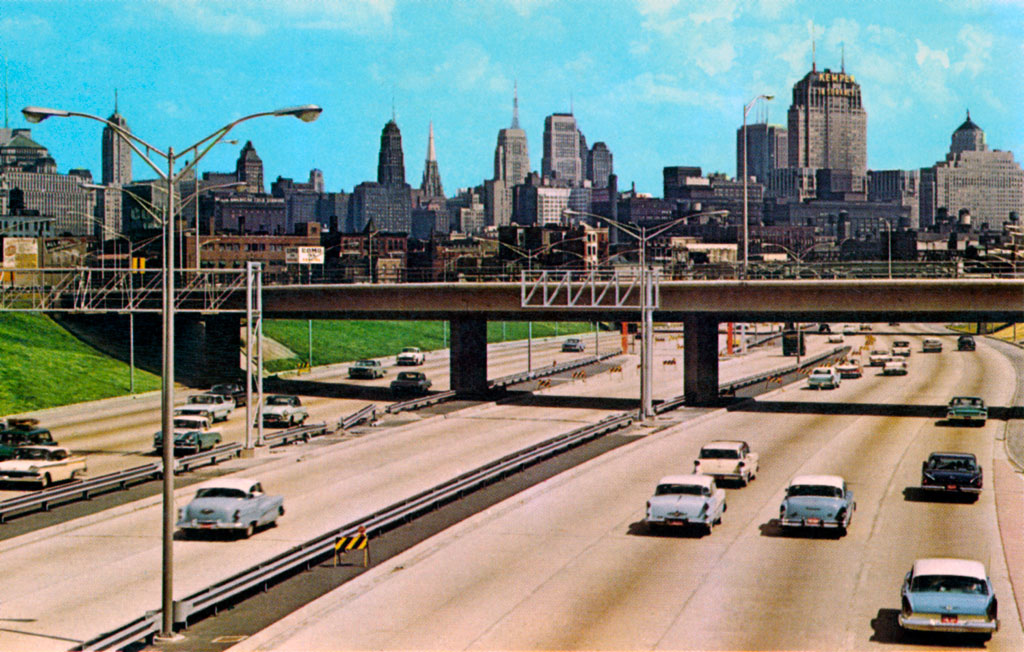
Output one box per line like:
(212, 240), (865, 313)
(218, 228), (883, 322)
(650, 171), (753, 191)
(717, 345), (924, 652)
(0, 327), (832, 650)
(231, 329), (1024, 651)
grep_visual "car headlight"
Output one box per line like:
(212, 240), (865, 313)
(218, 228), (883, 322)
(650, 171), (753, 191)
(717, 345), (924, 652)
(233, 509), (240, 522)
(28, 466), (39, 473)
(902, 596), (912, 617)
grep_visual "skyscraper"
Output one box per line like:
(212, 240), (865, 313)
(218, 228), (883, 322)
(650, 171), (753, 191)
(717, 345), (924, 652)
(493, 84), (530, 185)
(919, 111), (1024, 229)
(542, 113), (582, 186)
(736, 123), (787, 184)
(101, 94), (132, 186)
(377, 119), (405, 186)
(420, 122), (444, 199)
(786, 64), (867, 173)
(235, 141), (264, 193)
(587, 142), (613, 188)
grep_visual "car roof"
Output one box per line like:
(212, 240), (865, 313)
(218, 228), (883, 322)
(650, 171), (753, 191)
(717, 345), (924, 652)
(789, 474), (845, 489)
(701, 440), (746, 450)
(17, 445), (68, 453)
(657, 474), (714, 487)
(196, 478), (259, 492)
(912, 558), (987, 580)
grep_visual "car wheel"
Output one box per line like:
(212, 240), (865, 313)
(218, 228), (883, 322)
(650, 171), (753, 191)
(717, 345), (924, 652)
(243, 523), (255, 539)
(739, 475), (748, 487)
(39, 473), (51, 489)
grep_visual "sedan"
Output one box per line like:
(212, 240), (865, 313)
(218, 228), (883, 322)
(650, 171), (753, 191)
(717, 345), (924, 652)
(645, 474), (726, 534)
(899, 558), (998, 638)
(922, 338), (943, 353)
(947, 396), (987, 426)
(348, 359), (387, 379)
(561, 337), (585, 352)
(807, 367), (841, 389)
(827, 333), (845, 343)
(882, 359), (908, 376)
(779, 474), (855, 534)
(177, 478), (284, 539)
(390, 371), (432, 396)
(921, 452), (982, 495)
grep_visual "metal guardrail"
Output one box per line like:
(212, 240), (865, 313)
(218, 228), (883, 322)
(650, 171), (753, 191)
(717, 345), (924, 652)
(0, 443), (244, 525)
(489, 352), (618, 389)
(718, 346), (851, 397)
(339, 404), (377, 430)
(262, 423), (330, 448)
(73, 611), (160, 652)
(385, 390), (457, 414)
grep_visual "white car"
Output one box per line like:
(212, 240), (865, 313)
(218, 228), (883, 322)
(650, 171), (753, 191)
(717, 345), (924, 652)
(836, 359), (863, 379)
(922, 338), (943, 353)
(842, 324), (857, 335)
(891, 340), (912, 357)
(693, 440), (758, 486)
(175, 393), (235, 422)
(261, 395), (309, 427)
(645, 474), (726, 534)
(883, 359), (908, 375)
(396, 347), (425, 366)
(0, 446), (87, 488)
(807, 367), (841, 389)
(868, 349), (892, 366)
(827, 333), (845, 343)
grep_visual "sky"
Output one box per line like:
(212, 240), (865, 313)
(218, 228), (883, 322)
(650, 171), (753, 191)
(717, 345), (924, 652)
(2, 0), (1022, 196)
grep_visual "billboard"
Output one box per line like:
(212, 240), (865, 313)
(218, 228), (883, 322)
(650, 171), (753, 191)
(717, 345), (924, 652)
(2, 237), (39, 268)
(285, 246), (325, 264)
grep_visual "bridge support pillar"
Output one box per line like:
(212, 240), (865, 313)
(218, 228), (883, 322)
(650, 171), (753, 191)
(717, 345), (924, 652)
(684, 316), (719, 406)
(450, 317), (488, 397)
(178, 314), (241, 386)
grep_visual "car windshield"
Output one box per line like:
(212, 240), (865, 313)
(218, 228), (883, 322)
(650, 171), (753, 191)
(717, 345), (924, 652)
(655, 483), (708, 496)
(894, 341), (910, 347)
(911, 574), (988, 595)
(397, 373), (421, 380)
(788, 484), (844, 498)
(356, 360), (376, 366)
(189, 395), (216, 404)
(210, 385), (235, 394)
(13, 448), (49, 460)
(871, 350), (888, 356)
(928, 455), (977, 471)
(700, 448), (740, 459)
(173, 418), (203, 428)
(402, 348), (418, 353)
(194, 487), (248, 499)
(266, 396), (294, 406)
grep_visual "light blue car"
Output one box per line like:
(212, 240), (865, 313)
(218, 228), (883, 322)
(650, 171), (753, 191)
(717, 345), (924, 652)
(177, 478), (284, 539)
(899, 558), (998, 638)
(779, 474), (855, 534)
(645, 474), (726, 534)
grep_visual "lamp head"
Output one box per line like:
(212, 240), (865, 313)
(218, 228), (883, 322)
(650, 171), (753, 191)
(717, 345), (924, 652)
(764, 95), (775, 101)
(22, 106), (70, 123)
(274, 104), (323, 123)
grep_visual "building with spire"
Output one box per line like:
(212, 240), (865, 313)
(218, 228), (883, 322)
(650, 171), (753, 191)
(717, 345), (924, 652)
(486, 85), (532, 228)
(420, 122), (444, 199)
(920, 111), (1024, 229)
(377, 119), (405, 186)
(102, 93), (132, 187)
(349, 117), (412, 233)
(235, 141), (264, 193)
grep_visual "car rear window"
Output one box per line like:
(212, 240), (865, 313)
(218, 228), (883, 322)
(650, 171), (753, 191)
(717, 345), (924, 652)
(655, 484), (708, 496)
(911, 574), (987, 595)
(787, 484), (843, 498)
(700, 448), (740, 459)
(195, 488), (248, 499)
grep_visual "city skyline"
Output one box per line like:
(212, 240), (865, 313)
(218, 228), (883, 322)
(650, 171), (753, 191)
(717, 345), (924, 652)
(1, 0), (1021, 196)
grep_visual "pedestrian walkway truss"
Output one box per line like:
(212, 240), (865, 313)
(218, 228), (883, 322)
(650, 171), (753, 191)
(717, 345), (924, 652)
(0, 267), (258, 314)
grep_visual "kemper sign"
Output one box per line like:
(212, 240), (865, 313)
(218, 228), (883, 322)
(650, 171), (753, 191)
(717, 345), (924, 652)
(285, 246), (325, 264)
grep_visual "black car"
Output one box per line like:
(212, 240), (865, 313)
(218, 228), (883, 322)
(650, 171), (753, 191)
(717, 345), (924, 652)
(210, 383), (247, 408)
(390, 371), (432, 396)
(957, 334), (976, 351)
(921, 452), (982, 494)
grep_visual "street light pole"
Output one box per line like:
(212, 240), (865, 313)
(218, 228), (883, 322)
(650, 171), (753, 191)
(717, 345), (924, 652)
(742, 94), (774, 278)
(22, 102), (321, 639)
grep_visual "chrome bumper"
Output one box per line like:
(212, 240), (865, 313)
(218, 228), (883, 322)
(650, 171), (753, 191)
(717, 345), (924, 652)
(899, 613), (997, 633)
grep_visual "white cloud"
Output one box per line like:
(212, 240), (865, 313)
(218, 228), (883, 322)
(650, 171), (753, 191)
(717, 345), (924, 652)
(915, 40), (950, 68)
(151, 0), (395, 36)
(953, 24), (992, 77)
(506, 0), (555, 18)
(633, 0), (681, 16)
(754, 0), (795, 19)
(694, 39), (737, 75)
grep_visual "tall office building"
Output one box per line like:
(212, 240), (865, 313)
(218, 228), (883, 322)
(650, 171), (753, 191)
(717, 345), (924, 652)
(736, 123), (788, 184)
(787, 64), (867, 173)
(235, 141), (264, 193)
(420, 122), (444, 199)
(377, 119), (406, 186)
(101, 95), (132, 186)
(542, 113), (582, 186)
(493, 85), (531, 185)
(587, 142), (613, 188)
(919, 112), (1024, 229)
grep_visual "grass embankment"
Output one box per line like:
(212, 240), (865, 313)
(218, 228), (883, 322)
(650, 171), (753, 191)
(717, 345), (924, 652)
(0, 313), (161, 417)
(262, 320), (596, 373)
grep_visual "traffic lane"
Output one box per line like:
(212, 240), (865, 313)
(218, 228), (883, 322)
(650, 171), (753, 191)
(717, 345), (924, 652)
(0, 371), (652, 651)
(229, 323), (1021, 650)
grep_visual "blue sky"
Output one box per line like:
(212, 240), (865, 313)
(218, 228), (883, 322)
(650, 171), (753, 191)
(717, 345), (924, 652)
(2, 0), (1022, 196)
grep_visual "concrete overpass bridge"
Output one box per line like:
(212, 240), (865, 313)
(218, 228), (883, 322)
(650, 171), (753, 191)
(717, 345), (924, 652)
(4, 269), (1023, 404)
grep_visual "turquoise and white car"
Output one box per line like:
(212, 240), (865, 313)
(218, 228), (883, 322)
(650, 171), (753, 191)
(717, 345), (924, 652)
(779, 475), (855, 534)
(177, 478), (284, 539)
(899, 558), (998, 638)
(645, 474), (726, 534)
(946, 396), (987, 426)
